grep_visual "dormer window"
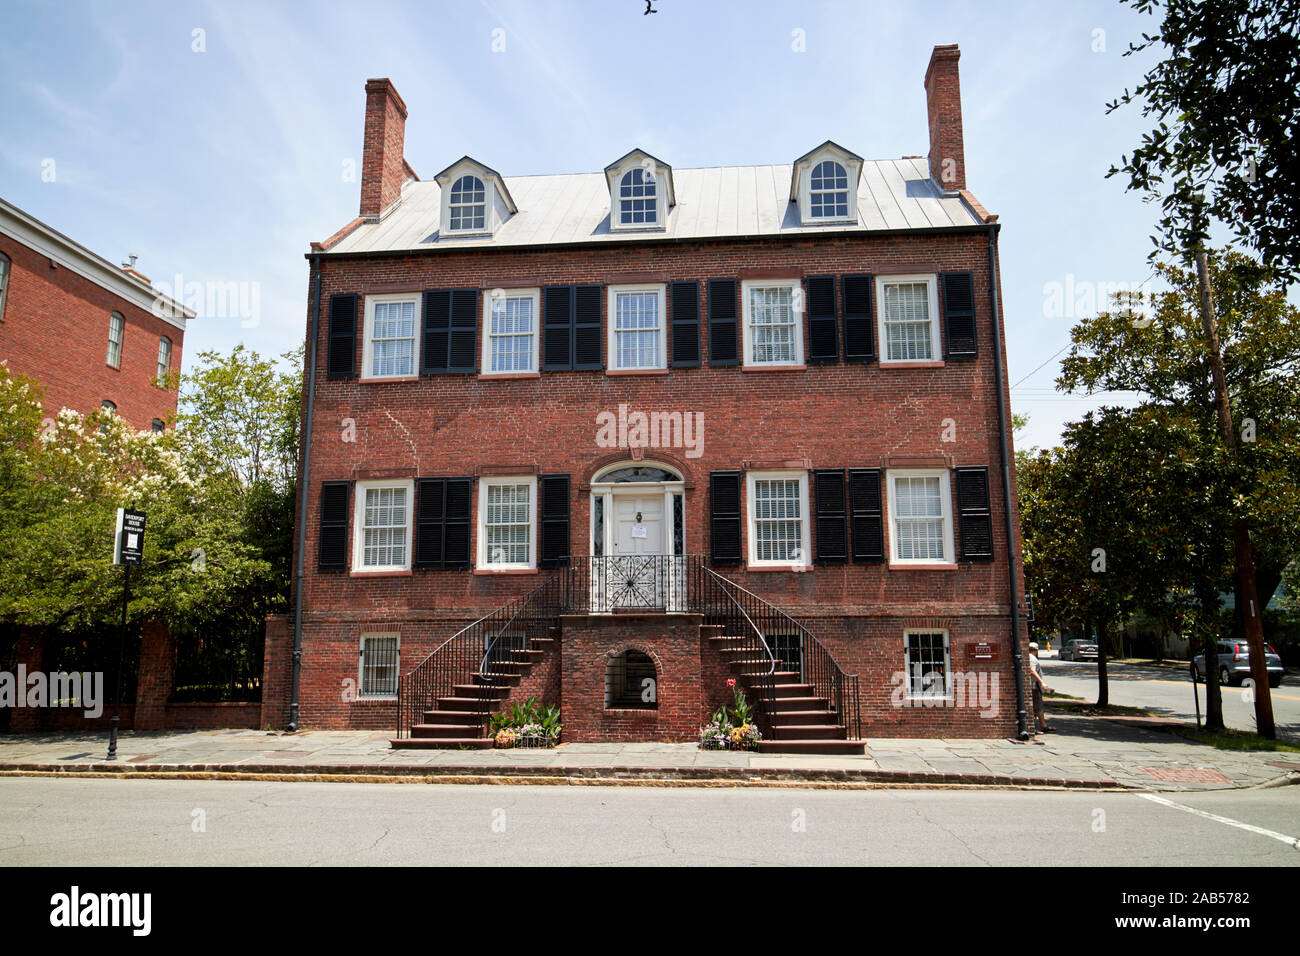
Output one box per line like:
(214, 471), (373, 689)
(790, 141), (862, 226)
(434, 157), (517, 239)
(809, 161), (849, 219)
(448, 175), (486, 232)
(619, 169), (657, 226)
(605, 149), (675, 233)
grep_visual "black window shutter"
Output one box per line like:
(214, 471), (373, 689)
(326, 294), (357, 379)
(542, 285), (573, 370)
(848, 468), (884, 562)
(413, 478), (446, 569)
(841, 275), (875, 361)
(573, 285), (603, 370)
(669, 280), (701, 367)
(707, 279), (739, 366)
(423, 290), (478, 373)
(941, 271), (978, 358)
(318, 481), (351, 571)
(709, 471), (743, 565)
(538, 474), (571, 567)
(443, 477), (473, 568)
(955, 467), (994, 561)
(813, 469), (848, 564)
(806, 276), (839, 363)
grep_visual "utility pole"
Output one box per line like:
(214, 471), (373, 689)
(1194, 248), (1275, 739)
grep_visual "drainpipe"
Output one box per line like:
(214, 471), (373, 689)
(985, 224), (1029, 740)
(289, 254), (323, 731)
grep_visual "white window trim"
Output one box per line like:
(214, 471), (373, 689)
(745, 470), (812, 569)
(609, 163), (666, 232)
(741, 278), (804, 367)
(903, 629), (952, 701)
(358, 632), (401, 699)
(476, 475), (538, 571)
(875, 274), (940, 364)
(480, 288), (540, 375)
(606, 283), (668, 371)
(351, 478), (414, 572)
(798, 158), (859, 226)
(886, 468), (955, 565)
(362, 293), (421, 381)
(107, 312), (124, 369)
(443, 174), (493, 237)
(157, 336), (172, 380)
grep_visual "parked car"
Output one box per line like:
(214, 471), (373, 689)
(1192, 640), (1284, 688)
(1059, 639), (1099, 662)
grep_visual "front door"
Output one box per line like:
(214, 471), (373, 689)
(598, 494), (668, 610)
(612, 495), (664, 556)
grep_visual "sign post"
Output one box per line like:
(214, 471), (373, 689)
(108, 507), (145, 760)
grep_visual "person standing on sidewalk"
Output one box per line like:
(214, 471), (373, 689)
(1029, 642), (1052, 732)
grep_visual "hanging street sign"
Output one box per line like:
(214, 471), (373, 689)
(113, 508), (146, 566)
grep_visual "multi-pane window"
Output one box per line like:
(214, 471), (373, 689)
(156, 336), (172, 380)
(151, 418), (165, 434)
(482, 479), (533, 567)
(746, 284), (799, 365)
(448, 175), (486, 232)
(487, 294), (536, 373)
(905, 630), (950, 698)
(107, 312), (125, 368)
(889, 472), (951, 562)
(360, 485), (409, 569)
(360, 634), (399, 697)
(750, 474), (807, 564)
(619, 168), (657, 225)
(809, 160), (849, 219)
(0, 253), (10, 320)
(368, 298), (416, 378)
(880, 278), (936, 362)
(614, 290), (660, 368)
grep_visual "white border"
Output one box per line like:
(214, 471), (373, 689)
(606, 283), (667, 370)
(476, 475), (538, 571)
(875, 274), (940, 364)
(741, 278), (804, 366)
(799, 158), (859, 226)
(362, 292), (421, 380)
(351, 478), (415, 572)
(886, 468), (954, 564)
(480, 287), (540, 374)
(609, 160), (667, 232)
(745, 469), (811, 569)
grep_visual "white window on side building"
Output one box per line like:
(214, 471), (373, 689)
(156, 336), (172, 381)
(477, 476), (536, 570)
(746, 471), (810, 568)
(107, 312), (125, 368)
(887, 469), (954, 564)
(877, 275), (939, 363)
(352, 479), (413, 571)
(362, 295), (419, 379)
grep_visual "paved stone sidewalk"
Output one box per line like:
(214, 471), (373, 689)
(1, 711), (1296, 791)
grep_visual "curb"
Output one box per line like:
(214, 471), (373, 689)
(0, 761), (1125, 790)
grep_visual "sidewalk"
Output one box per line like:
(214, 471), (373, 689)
(1, 710), (1296, 792)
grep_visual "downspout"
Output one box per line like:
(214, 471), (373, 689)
(985, 223), (1029, 740)
(289, 254), (323, 731)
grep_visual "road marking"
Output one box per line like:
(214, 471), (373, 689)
(1137, 793), (1300, 849)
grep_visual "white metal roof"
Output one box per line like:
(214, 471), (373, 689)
(324, 157), (985, 255)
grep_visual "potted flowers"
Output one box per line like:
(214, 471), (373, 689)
(699, 679), (763, 751)
(489, 697), (561, 748)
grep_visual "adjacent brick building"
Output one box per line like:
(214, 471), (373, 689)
(0, 197), (190, 432)
(273, 44), (1031, 749)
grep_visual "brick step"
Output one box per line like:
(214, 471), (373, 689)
(768, 709), (837, 722)
(437, 696), (495, 712)
(770, 723), (846, 740)
(452, 684), (511, 699)
(390, 737), (494, 750)
(761, 682), (815, 698)
(482, 660), (531, 674)
(422, 710), (487, 725)
(410, 723), (484, 739)
(758, 739), (867, 755)
(511, 649), (547, 661)
(471, 672), (521, 687)
(761, 695), (827, 710)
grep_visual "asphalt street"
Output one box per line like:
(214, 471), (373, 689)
(1041, 658), (1300, 738)
(0, 777), (1296, 866)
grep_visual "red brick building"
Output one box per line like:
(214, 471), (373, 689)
(0, 197), (190, 432)
(272, 45), (1031, 749)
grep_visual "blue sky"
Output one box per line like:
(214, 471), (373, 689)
(0, 0), (1210, 449)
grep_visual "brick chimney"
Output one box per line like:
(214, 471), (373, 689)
(924, 44), (965, 193)
(360, 78), (409, 220)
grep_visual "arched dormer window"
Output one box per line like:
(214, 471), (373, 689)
(809, 160), (849, 219)
(448, 175), (486, 232)
(619, 169), (657, 226)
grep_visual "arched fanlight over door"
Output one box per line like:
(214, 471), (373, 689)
(592, 464), (682, 484)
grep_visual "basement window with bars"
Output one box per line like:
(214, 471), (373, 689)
(877, 276), (939, 363)
(606, 650), (657, 709)
(359, 633), (399, 698)
(904, 630), (950, 699)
